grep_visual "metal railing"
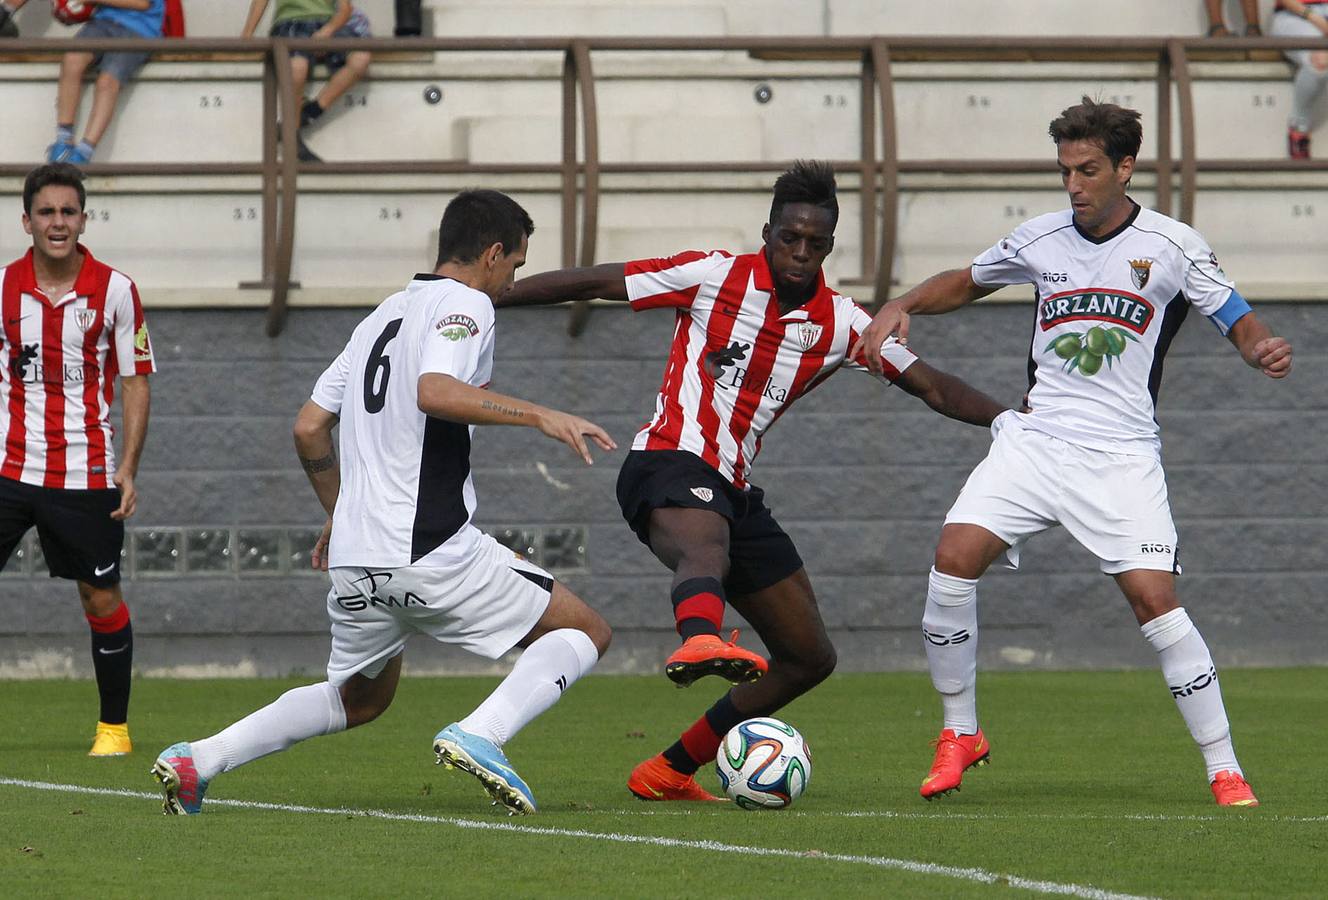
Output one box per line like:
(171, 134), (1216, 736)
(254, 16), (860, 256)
(1, 35), (1323, 335)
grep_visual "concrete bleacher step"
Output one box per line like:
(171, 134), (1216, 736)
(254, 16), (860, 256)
(1, 71), (1301, 166)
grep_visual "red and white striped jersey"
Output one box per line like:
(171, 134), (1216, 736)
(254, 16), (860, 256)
(0, 246), (155, 489)
(626, 249), (916, 487)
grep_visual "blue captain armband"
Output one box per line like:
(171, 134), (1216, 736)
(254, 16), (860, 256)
(1207, 289), (1252, 335)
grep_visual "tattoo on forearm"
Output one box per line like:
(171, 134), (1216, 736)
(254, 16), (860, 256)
(300, 452), (336, 475)
(481, 399), (524, 419)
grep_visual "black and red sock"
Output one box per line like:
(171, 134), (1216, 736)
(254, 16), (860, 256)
(87, 602), (132, 725)
(661, 692), (746, 775)
(671, 576), (724, 641)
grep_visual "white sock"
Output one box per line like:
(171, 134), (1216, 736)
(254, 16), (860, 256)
(923, 567), (979, 735)
(1141, 607), (1240, 781)
(191, 682), (347, 781)
(1291, 65), (1328, 133)
(458, 628), (599, 747)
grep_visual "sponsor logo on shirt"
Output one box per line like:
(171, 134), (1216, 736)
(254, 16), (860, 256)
(703, 340), (749, 378)
(436, 313), (479, 342)
(718, 362), (790, 402)
(1045, 325), (1138, 377)
(9, 342), (97, 384)
(1039, 288), (1154, 334)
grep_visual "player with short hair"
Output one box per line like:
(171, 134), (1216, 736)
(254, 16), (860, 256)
(1, 162), (154, 756)
(853, 97), (1293, 807)
(497, 160), (1011, 801)
(152, 189), (615, 816)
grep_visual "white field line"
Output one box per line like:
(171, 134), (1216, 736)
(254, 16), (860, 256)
(591, 808), (1328, 824)
(0, 776), (1155, 900)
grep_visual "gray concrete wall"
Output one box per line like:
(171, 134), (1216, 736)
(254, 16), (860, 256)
(1, 301), (1322, 677)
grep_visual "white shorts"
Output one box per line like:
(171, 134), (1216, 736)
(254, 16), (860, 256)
(944, 413), (1180, 576)
(324, 532), (554, 685)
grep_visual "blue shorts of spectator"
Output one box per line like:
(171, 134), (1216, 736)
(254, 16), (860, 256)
(76, 18), (156, 84)
(271, 9), (372, 73)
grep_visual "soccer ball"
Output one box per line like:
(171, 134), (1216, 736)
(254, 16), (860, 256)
(715, 717), (811, 810)
(51, 0), (94, 26)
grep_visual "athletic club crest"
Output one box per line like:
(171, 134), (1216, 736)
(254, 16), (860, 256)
(690, 487), (713, 502)
(74, 309), (97, 332)
(796, 322), (823, 351)
(1128, 258), (1153, 290)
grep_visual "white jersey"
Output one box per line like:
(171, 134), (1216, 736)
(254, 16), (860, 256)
(972, 203), (1251, 458)
(311, 275), (494, 568)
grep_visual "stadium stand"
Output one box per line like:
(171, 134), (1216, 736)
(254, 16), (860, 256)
(1, 0), (1323, 307)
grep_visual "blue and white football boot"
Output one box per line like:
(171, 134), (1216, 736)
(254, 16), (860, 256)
(151, 741), (210, 815)
(433, 723), (536, 815)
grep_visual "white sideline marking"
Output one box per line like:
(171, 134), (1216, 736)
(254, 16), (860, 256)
(1, 776), (1153, 900)
(607, 808), (1328, 824)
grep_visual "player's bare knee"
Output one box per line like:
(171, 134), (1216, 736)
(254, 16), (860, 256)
(933, 544), (982, 580)
(775, 644), (836, 696)
(1131, 596), (1180, 626)
(76, 583), (121, 618)
(539, 584), (612, 655)
(339, 686), (393, 729)
(581, 609), (612, 657)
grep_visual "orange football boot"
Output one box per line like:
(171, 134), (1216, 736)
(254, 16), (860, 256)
(1210, 770), (1259, 807)
(627, 754), (726, 802)
(920, 728), (990, 799)
(664, 629), (768, 687)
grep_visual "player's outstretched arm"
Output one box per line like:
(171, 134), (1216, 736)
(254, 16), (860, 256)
(418, 373), (617, 464)
(495, 262), (629, 309)
(852, 269), (995, 375)
(893, 360), (1010, 427)
(1227, 313), (1293, 379)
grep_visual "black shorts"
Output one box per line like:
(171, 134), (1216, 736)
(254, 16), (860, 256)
(616, 449), (803, 596)
(0, 476), (124, 587)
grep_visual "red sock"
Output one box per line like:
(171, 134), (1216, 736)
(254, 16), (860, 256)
(671, 576), (724, 640)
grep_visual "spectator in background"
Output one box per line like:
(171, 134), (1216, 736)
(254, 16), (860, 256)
(1271, 1), (1328, 158)
(242, 0), (373, 163)
(0, 0), (19, 37)
(44, 0), (166, 164)
(1204, 0), (1263, 36)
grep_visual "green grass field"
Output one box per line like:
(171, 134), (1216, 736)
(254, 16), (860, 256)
(2, 669), (1325, 899)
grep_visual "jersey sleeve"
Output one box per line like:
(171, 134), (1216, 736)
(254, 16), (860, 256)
(844, 303), (917, 383)
(624, 250), (732, 311)
(109, 275), (155, 377)
(419, 290), (495, 385)
(970, 218), (1045, 288)
(1179, 230), (1249, 336)
(310, 344), (352, 416)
